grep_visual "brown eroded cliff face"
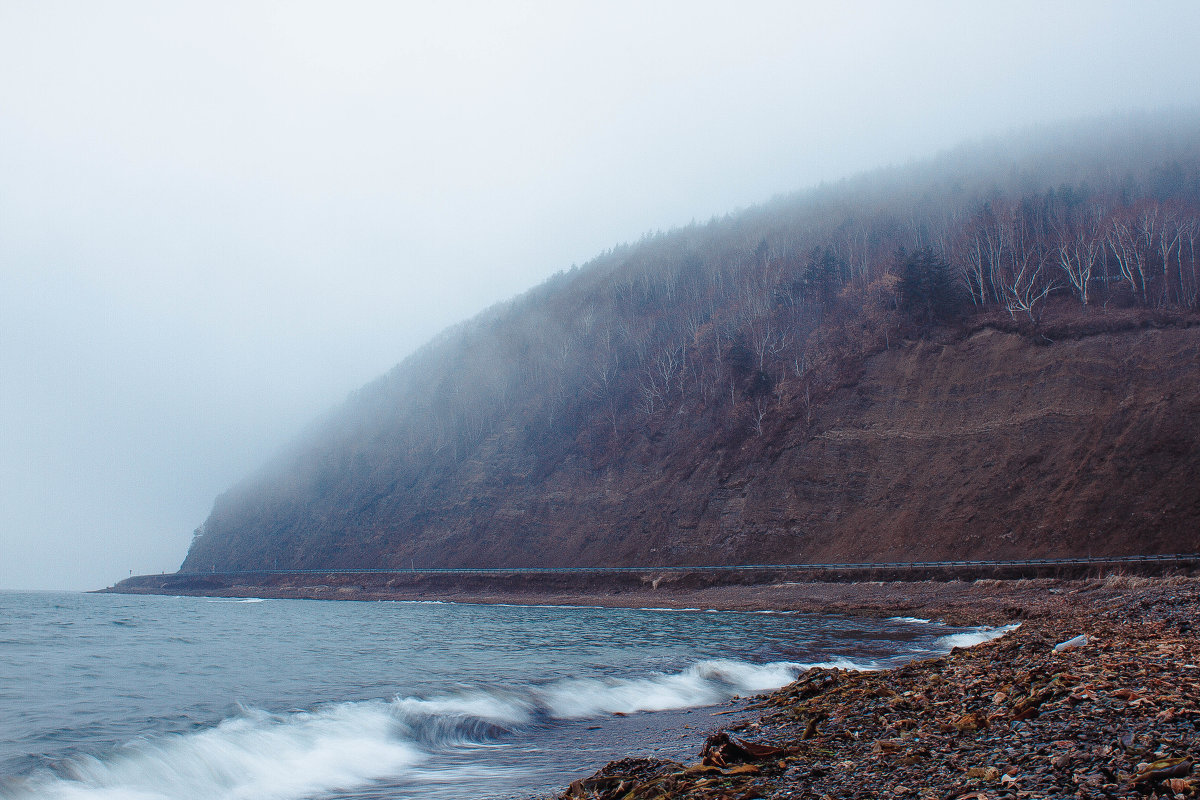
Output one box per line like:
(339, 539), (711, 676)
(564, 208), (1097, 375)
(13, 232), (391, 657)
(426, 325), (1199, 567)
(738, 324), (1199, 563)
(183, 323), (1200, 571)
(182, 124), (1200, 573)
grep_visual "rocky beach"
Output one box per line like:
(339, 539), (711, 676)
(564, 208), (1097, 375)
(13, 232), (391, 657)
(553, 576), (1198, 800)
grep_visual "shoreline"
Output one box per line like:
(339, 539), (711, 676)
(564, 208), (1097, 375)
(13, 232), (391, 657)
(548, 576), (1200, 799)
(102, 575), (1200, 796)
(104, 574), (1147, 626)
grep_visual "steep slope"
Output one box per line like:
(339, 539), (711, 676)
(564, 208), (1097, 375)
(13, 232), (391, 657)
(181, 116), (1200, 572)
(183, 320), (1200, 571)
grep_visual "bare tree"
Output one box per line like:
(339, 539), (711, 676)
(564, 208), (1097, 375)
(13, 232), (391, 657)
(750, 395), (771, 436)
(652, 345), (683, 402)
(637, 357), (664, 416)
(1001, 233), (1059, 322)
(1107, 205), (1152, 304)
(584, 354), (617, 434)
(1179, 214), (1200, 308)
(1154, 203), (1192, 306)
(1052, 201), (1106, 306)
(953, 228), (991, 307)
(749, 318), (781, 371)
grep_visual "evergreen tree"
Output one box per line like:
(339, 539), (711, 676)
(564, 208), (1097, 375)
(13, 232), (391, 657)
(898, 246), (960, 325)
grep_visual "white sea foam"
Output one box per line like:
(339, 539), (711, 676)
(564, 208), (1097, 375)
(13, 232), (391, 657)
(887, 616), (932, 624)
(935, 623), (1020, 649)
(390, 691), (534, 741)
(532, 657), (885, 719)
(1, 657), (812, 800)
(9, 702), (421, 800)
(3, 629), (999, 800)
(538, 670), (725, 718)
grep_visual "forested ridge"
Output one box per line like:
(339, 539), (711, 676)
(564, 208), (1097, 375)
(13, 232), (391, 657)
(182, 113), (1200, 572)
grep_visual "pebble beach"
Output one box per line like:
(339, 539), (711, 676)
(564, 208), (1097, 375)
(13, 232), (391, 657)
(554, 576), (1199, 800)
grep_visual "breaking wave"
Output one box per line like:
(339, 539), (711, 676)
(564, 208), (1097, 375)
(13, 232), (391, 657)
(5, 702), (421, 800)
(0, 658), (816, 800)
(534, 659), (815, 718)
(3, 631), (1012, 800)
(935, 623), (1020, 649)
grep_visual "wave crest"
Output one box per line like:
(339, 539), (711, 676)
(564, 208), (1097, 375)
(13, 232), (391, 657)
(935, 623), (1021, 649)
(4, 629), (1005, 800)
(0, 657), (807, 800)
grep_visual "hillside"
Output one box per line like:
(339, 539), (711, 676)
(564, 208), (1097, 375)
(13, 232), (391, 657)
(181, 115), (1200, 573)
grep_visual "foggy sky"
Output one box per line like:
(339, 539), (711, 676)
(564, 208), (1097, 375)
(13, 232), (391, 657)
(3, 1), (1199, 590)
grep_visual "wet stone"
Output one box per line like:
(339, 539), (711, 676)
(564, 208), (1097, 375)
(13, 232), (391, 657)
(556, 579), (1200, 800)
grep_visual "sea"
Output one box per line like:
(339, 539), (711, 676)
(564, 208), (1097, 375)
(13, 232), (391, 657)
(0, 591), (1011, 800)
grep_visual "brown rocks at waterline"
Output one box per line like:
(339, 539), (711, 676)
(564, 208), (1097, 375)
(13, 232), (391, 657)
(559, 578), (1199, 800)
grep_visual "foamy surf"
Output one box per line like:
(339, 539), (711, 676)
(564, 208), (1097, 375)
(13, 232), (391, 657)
(935, 623), (1020, 649)
(0, 594), (1016, 800)
(534, 658), (820, 718)
(7, 702), (422, 800)
(0, 657), (838, 800)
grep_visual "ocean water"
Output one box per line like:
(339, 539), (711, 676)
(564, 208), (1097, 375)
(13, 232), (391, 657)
(0, 591), (1006, 800)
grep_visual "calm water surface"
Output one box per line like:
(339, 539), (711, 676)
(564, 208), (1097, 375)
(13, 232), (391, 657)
(0, 591), (1004, 800)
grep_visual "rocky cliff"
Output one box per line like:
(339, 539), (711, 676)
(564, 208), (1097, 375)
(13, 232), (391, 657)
(181, 119), (1200, 572)
(182, 319), (1200, 572)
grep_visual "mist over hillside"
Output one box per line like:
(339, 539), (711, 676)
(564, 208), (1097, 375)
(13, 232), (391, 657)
(182, 113), (1200, 572)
